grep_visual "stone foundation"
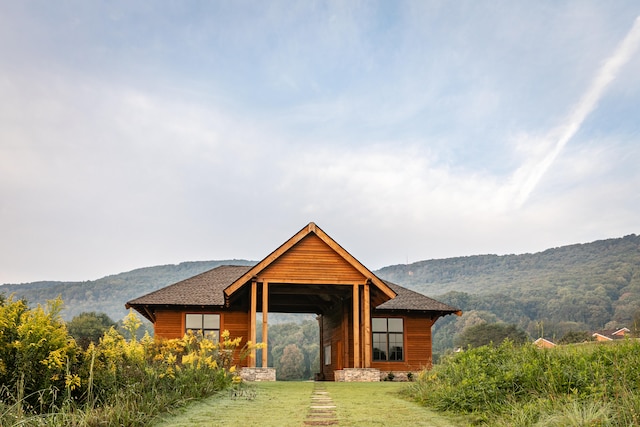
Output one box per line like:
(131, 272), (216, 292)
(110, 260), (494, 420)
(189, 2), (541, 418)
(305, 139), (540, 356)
(334, 368), (380, 382)
(239, 367), (276, 382)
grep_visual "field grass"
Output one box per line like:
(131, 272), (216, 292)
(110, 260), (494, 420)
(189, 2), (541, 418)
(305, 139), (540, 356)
(154, 382), (312, 427)
(155, 381), (468, 427)
(407, 340), (640, 426)
(325, 382), (467, 426)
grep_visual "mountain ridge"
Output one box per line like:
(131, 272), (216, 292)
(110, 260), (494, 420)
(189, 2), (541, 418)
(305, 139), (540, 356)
(2, 234), (639, 334)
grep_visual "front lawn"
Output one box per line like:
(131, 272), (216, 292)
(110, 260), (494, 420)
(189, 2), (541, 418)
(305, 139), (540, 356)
(156, 381), (467, 426)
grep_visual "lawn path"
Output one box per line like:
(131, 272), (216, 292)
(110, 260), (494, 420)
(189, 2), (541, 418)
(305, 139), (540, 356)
(305, 382), (338, 425)
(154, 382), (465, 427)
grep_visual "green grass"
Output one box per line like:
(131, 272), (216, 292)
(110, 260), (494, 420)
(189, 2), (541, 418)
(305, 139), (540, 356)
(155, 382), (467, 427)
(325, 382), (467, 426)
(154, 382), (312, 427)
(407, 340), (640, 426)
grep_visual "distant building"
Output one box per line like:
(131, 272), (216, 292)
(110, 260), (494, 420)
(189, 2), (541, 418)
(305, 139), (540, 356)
(592, 327), (631, 342)
(533, 337), (556, 348)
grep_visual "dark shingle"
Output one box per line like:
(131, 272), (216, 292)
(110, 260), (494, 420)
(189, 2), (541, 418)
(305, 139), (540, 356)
(375, 280), (460, 313)
(126, 265), (251, 307)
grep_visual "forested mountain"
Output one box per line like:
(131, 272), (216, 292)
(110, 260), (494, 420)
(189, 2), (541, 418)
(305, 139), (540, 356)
(0, 260), (255, 321)
(2, 234), (639, 353)
(376, 234), (640, 352)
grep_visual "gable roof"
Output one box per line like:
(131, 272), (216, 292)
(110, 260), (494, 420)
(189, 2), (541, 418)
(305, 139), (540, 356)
(125, 265), (251, 320)
(125, 265), (460, 322)
(592, 332), (613, 341)
(224, 222), (396, 299)
(533, 337), (556, 348)
(125, 222), (461, 322)
(592, 327), (631, 341)
(613, 327), (631, 336)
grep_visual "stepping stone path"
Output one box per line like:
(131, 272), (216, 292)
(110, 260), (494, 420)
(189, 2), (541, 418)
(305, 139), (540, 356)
(304, 382), (338, 426)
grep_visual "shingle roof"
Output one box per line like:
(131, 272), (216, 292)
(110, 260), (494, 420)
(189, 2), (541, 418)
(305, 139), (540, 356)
(592, 327), (630, 340)
(126, 265), (251, 307)
(375, 280), (461, 314)
(126, 264), (460, 316)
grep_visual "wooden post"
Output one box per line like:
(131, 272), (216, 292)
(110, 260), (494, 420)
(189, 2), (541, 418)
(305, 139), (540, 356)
(262, 281), (269, 368)
(363, 283), (371, 368)
(318, 315), (324, 377)
(353, 284), (360, 368)
(342, 301), (349, 369)
(250, 280), (257, 367)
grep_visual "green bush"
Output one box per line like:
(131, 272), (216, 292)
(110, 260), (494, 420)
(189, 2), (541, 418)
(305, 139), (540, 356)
(407, 339), (640, 425)
(0, 296), (77, 412)
(0, 296), (259, 426)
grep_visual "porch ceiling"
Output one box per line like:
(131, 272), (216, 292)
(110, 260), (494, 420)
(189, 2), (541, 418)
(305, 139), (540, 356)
(226, 282), (387, 315)
(266, 284), (349, 314)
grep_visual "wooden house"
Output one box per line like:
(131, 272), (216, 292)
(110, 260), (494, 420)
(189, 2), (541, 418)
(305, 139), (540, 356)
(126, 222), (461, 381)
(533, 337), (556, 349)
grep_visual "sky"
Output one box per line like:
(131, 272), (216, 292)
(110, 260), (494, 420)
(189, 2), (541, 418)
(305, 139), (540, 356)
(1, 1), (639, 285)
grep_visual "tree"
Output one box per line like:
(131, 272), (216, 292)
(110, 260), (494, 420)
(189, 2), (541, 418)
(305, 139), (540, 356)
(456, 323), (528, 348)
(67, 311), (116, 349)
(260, 319), (319, 378)
(633, 309), (640, 337)
(277, 344), (305, 380)
(558, 330), (592, 344)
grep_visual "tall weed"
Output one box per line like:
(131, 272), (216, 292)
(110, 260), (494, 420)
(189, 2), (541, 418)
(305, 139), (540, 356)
(0, 297), (260, 426)
(407, 339), (640, 426)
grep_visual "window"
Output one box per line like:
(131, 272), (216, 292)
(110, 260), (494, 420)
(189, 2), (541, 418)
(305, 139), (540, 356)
(372, 318), (404, 361)
(324, 345), (331, 365)
(185, 313), (220, 341)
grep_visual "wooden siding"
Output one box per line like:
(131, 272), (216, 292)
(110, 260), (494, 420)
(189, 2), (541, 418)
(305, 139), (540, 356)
(320, 304), (347, 381)
(222, 311), (251, 367)
(371, 314), (435, 372)
(258, 234), (367, 283)
(154, 310), (184, 339)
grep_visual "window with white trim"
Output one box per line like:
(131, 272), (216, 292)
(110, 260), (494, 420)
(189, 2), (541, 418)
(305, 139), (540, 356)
(185, 313), (220, 341)
(372, 318), (404, 361)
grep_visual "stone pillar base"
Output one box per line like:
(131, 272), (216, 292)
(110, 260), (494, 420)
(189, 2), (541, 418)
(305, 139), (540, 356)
(240, 367), (276, 382)
(334, 368), (381, 382)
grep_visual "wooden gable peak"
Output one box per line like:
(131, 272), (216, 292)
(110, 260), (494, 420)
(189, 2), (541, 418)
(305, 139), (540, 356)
(224, 222), (396, 299)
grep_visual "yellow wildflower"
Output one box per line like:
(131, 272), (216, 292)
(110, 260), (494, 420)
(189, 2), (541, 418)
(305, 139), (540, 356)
(65, 374), (81, 391)
(166, 353), (177, 365)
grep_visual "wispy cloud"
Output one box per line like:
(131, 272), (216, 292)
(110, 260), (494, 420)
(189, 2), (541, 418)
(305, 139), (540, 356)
(510, 16), (640, 207)
(1, 3), (639, 283)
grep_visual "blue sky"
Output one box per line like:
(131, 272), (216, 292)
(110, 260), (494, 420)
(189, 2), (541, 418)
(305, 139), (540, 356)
(1, 1), (639, 284)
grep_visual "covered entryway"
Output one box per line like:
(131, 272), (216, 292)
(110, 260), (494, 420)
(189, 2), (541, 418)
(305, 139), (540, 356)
(224, 223), (397, 381)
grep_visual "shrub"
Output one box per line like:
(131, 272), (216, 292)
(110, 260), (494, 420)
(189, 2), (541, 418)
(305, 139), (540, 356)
(0, 298), (261, 426)
(0, 296), (78, 412)
(558, 330), (592, 344)
(455, 323), (528, 348)
(407, 339), (640, 425)
(67, 311), (116, 349)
